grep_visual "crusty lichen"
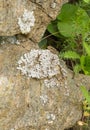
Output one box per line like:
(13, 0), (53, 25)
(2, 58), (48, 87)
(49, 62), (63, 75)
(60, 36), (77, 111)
(17, 49), (69, 92)
(46, 113), (56, 124)
(40, 94), (48, 105)
(17, 49), (61, 79)
(44, 77), (59, 88)
(18, 9), (35, 34)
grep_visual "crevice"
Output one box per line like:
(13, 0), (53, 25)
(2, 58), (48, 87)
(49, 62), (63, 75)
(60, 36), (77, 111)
(30, 0), (54, 20)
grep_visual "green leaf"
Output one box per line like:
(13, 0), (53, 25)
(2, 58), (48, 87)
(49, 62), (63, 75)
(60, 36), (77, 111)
(80, 55), (90, 75)
(80, 86), (90, 104)
(58, 22), (77, 37)
(83, 0), (90, 3)
(83, 42), (90, 56)
(59, 51), (80, 59)
(57, 3), (90, 38)
(57, 3), (78, 21)
(74, 64), (82, 74)
(47, 21), (60, 38)
(38, 39), (47, 49)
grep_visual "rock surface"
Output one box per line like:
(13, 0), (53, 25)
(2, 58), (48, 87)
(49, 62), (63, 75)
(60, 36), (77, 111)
(0, 0), (90, 130)
(0, 40), (82, 130)
(0, 39), (90, 130)
(0, 0), (68, 42)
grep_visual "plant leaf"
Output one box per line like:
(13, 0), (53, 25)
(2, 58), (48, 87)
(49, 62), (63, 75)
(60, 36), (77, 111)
(57, 3), (90, 38)
(74, 64), (82, 74)
(47, 21), (60, 37)
(83, 42), (90, 56)
(38, 39), (47, 49)
(57, 21), (78, 37)
(83, 0), (90, 3)
(57, 3), (78, 21)
(80, 55), (90, 75)
(80, 86), (90, 104)
(59, 51), (80, 59)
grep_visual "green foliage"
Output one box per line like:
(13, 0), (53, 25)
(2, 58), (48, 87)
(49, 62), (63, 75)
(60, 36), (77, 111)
(40, 2), (90, 129)
(47, 3), (90, 75)
(83, 42), (90, 56)
(57, 4), (78, 37)
(39, 2), (90, 128)
(48, 3), (90, 38)
(60, 51), (80, 59)
(80, 0), (90, 17)
(38, 39), (47, 49)
(80, 55), (90, 75)
(73, 64), (82, 74)
(83, 0), (90, 4)
(47, 21), (60, 38)
(80, 86), (90, 127)
(80, 86), (90, 104)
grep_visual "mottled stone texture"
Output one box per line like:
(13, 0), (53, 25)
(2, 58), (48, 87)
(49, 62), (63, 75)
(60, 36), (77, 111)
(0, 39), (90, 130)
(0, 0), (68, 42)
(0, 0), (90, 130)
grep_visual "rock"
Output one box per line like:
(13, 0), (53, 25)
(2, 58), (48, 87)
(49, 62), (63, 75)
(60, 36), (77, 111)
(1, 0), (90, 130)
(0, 0), (68, 42)
(0, 40), (90, 130)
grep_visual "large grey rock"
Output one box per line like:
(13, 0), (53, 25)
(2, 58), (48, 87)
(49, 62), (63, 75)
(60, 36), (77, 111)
(0, 0), (68, 42)
(0, 39), (90, 130)
(0, 0), (90, 130)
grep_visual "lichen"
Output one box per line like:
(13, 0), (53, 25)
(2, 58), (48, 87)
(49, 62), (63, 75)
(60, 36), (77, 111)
(18, 9), (35, 34)
(17, 49), (61, 79)
(44, 77), (59, 88)
(46, 113), (56, 124)
(40, 94), (48, 105)
(0, 36), (17, 44)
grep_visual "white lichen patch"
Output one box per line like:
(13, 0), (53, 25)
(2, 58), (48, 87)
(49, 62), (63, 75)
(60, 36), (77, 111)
(40, 94), (48, 105)
(15, 40), (20, 45)
(46, 113), (56, 124)
(44, 77), (59, 88)
(18, 9), (35, 34)
(17, 49), (61, 79)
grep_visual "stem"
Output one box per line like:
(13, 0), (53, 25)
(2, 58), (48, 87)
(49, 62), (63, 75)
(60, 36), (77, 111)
(41, 31), (59, 41)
